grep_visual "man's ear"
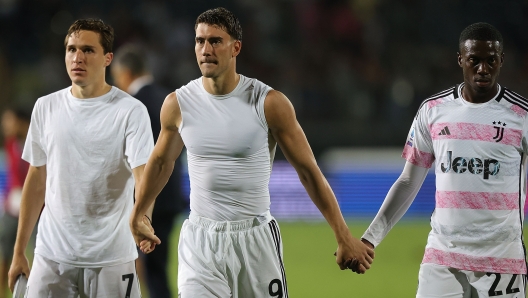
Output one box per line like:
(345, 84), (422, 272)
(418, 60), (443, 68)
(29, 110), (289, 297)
(232, 40), (242, 57)
(105, 52), (114, 67)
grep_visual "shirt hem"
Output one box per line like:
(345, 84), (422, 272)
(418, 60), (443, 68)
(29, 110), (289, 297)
(34, 250), (138, 268)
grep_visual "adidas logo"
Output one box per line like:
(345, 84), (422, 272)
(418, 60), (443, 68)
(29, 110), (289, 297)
(438, 126), (451, 136)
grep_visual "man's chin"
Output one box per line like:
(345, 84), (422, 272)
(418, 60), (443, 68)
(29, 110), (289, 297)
(201, 71), (217, 79)
(470, 83), (494, 93)
(69, 76), (87, 86)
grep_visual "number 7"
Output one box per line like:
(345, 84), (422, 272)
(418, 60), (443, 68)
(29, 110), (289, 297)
(122, 273), (134, 298)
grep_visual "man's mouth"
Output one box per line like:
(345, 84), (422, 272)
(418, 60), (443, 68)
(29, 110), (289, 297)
(475, 78), (490, 86)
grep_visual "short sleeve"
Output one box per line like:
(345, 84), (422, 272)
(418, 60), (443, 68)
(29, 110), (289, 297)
(402, 105), (435, 168)
(22, 100), (47, 167)
(124, 104), (154, 169)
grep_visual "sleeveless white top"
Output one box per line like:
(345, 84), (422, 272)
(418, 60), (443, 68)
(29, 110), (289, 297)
(176, 75), (275, 221)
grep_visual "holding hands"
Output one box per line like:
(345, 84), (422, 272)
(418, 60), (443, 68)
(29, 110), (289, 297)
(335, 237), (375, 274)
(130, 214), (161, 254)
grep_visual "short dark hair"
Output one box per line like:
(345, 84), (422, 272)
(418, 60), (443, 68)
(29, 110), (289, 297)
(459, 22), (503, 52)
(113, 44), (148, 76)
(195, 7), (242, 41)
(64, 18), (114, 54)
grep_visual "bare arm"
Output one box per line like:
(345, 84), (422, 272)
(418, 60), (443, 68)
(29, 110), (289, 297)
(130, 92), (184, 250)
(362, 161), (429, 248)
(264, 90), (374, 273)
(8, 165), (46, 291)
(131, 165), (154, 220)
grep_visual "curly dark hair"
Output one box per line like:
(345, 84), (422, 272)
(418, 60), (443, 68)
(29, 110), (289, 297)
(64, 18), (114, 54)
(195, 7), (242, 41)
(459, 22), (503, 52)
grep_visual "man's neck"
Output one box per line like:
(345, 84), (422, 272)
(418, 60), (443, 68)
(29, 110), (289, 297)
(202, 72), (240, 95)
(71, 82), (112, 99)
(461, 83), (499, 104)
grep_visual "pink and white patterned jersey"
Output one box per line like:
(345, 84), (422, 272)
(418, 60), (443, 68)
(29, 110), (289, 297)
(404, 83), (528, 274)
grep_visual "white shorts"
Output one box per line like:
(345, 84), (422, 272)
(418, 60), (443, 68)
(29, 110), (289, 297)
(178, 211), (288, 298)
(417, 263), (526, 298)
(26, 253), (141, 298)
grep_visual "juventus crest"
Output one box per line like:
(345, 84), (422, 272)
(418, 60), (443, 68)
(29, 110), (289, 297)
(492, 121), (506, 142)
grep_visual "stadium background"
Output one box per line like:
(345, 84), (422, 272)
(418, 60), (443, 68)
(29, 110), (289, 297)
(0, 0), (527, 297)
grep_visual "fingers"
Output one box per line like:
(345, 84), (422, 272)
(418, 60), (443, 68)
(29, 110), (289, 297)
(8, 256), (30, 292)
(367, 247), (375, 258)
(8, 274), (16, 293)
(140, 239), (157, 254)
(361, 238), (375, 250)
(355, 264), (367, 274)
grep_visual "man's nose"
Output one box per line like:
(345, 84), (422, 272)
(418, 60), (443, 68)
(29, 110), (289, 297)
(72, 50), (85, 63)
(477, 62), (489, 74)
(201, 42), (213, 55)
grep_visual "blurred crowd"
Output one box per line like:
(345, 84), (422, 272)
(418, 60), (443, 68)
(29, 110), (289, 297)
(0, 0), (528, 155)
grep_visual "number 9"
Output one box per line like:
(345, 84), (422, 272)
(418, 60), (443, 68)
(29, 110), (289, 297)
(268, 279), (283, 298)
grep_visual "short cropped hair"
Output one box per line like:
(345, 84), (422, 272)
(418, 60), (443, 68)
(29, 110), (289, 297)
(459, 22), (503, 52)
(195, 7), (242, 41)
(64, 18), (114, 54)
(113, 44), (148, 76)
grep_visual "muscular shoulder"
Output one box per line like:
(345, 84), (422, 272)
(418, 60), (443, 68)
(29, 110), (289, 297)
(160, 92), (182, 130)
(264, 90), (296, 129)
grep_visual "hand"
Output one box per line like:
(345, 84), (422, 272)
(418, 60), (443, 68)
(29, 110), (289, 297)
(334, 236), (374, 274)
(8, 253), (30, 292)
(361, 238), (374, 249)
(130, 214), (161, 254)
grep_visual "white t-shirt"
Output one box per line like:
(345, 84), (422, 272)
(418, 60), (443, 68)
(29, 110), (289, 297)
(23, 86), (154, 267)
(176, 75), (274, 221)
(403, 83), (527, 274)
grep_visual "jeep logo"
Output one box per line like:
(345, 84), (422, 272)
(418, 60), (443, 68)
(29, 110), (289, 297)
(440, 151), (500, 179)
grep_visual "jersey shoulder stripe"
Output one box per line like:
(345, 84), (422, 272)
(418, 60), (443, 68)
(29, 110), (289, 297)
(503, 88), (528, 112)
(416, 86), (457, 117)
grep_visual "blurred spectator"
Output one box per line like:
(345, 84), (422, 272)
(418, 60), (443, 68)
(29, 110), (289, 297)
(112, 43), (187, 298)
(0, 106), (30, 298)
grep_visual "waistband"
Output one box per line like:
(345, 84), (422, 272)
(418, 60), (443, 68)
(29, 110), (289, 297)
(188, 211), (273, 232)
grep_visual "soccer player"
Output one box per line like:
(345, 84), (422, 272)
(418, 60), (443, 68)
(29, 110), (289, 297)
(129, 7), (374, 298)
(7, 19), (154, 297)
(361, 22), (527, 297)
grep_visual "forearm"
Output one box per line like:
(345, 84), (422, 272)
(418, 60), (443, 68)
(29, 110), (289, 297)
(13, 169), (45, 255)
(298, 166), (352, 243)
(132, 157), (174, 219)
(362, 162), (428, 247)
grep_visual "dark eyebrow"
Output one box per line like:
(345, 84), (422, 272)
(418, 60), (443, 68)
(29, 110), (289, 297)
(195, 36), (223, 42)
(67, 45), (97, 50)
